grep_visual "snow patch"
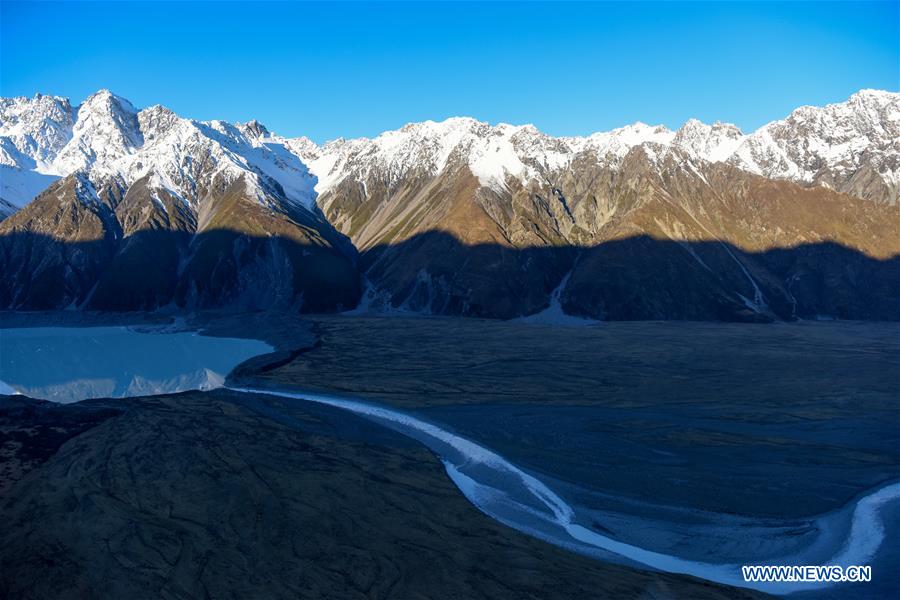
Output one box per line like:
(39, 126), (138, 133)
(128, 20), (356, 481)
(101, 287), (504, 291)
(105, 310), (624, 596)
(518, 267), (599, 326)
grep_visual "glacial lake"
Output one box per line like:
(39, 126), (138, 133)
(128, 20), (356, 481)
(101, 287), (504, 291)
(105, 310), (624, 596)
(0, 326), (272, 403)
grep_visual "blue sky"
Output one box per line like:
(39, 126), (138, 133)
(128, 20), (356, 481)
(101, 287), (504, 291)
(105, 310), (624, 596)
(2, 1), (897, 142)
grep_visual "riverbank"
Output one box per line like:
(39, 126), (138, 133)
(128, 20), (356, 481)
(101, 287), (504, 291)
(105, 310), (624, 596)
(2, 310), (897, 598)
(241, 316), (900, 518)
(0, 388), (760, 600)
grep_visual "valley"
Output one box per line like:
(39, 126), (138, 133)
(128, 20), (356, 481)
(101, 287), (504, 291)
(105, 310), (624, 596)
(0, 391), (764, 600)
(1, 81), (898, 600)
(2, 4), (897, 599)
(1, 311), (897, 598)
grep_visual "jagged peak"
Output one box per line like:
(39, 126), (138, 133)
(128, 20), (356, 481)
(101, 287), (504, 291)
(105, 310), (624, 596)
(849, 88), (900, 102)
(583, 121), (673, 141)
(79, 89), (137, 114)
(390, 116), (484, 139)
(3, 87), (898, 211)
(626, 120), (670, 133)
(3, 86), (895, 143)
(679, 117), (706, 129)
(674, 119), (713, 140)
(0, 92), (70, 107)
(712, 120), (743, 134)
(240, 119), (270, 138)
(780, 89), (900, 124)
(674, 118), (741, 135)
(284, 135), (319, 158)
(385, 116), (550, 144)
(140, 103), (176, 117)
(137, 104), (183, 143)
(30, 92), (70, 106)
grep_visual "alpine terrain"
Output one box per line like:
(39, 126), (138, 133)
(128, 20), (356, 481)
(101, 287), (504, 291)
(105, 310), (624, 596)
(1, 89), (898, 321)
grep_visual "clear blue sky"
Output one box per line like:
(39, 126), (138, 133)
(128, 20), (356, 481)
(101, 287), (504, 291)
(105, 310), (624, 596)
(2, 1), (897, 142)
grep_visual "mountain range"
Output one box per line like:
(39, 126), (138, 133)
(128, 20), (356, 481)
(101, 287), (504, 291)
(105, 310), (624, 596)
(1, 89), (898, 321)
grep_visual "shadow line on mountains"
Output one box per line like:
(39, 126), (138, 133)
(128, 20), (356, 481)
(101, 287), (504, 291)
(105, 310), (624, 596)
(1, 228), (898, 321)
(360, 230), (900, 321)
(0, 227), (361, 313)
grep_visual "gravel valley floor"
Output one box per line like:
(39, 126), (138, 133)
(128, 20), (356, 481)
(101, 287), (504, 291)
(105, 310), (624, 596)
(2, 312), (898, 598)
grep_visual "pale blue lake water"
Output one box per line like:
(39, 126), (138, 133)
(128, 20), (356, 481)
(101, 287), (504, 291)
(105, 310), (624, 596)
(0, 326), (271, 403)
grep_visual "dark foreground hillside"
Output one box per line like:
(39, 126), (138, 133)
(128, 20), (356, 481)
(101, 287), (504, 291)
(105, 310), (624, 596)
(0, 390), (759, 600)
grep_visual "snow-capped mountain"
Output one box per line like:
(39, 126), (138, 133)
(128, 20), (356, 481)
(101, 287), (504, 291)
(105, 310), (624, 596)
(1, 89), (898, 321)
(0, 90), (322, 216)
(0, 93), (74, 210)
(303, 118), (728, 206)
(729, 89), (900, 204)
(302, 90), (899, 207)
(671, 119), (745, 163)
(0, 93), (75, 170)
(52, 90), (143, 174)
(2, 89), (898, 218)
(0, 90), (360, 313)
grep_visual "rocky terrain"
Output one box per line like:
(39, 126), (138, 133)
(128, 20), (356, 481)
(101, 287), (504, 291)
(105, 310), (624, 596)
(0, 395), (121, 494)
(0, 389), (762, 600)
(3, 313), (897, 598)
(247, 316), (900, 519)
(1, 90), (898, 320)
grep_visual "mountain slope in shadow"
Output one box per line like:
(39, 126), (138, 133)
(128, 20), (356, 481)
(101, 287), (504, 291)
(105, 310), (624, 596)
(2, 146), (898, 321)
(360, 232), (900, 321)
(0, 172), (361, 312)
(2, 227), (897, 321)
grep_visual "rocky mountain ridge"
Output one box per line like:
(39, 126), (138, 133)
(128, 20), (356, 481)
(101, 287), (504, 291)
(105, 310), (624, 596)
(1, 89), (898, 321)
(2, 89), (898, 215)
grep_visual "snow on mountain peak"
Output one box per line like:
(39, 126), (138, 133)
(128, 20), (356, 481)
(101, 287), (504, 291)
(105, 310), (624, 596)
(240, 119), (270, 139)
(0, 93), (74, 169)
(0, 89), (327, 212)
(672, 118), (745, 162)
(81, 89), (135, 110)
(54, 89), (143, 173)
(1, 88), (898, 217)
(304, 116), (575, 193)
(569, 122), (675, 160)
(137, 105), (181, 144)
(0, 93), (77, 207)
(728, 90), (900, 201)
